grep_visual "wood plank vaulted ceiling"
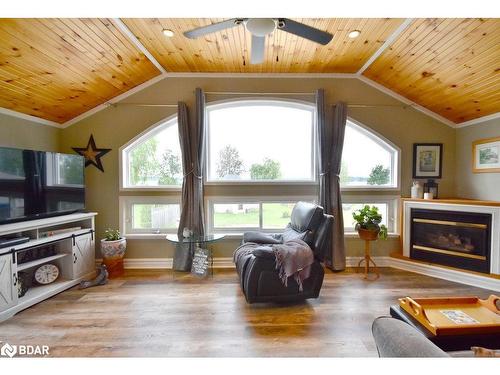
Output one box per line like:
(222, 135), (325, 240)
(0, 18), (498, 125)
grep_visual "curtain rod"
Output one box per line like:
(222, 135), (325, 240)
(108, 103), (178, 108)
(108, 101), (408, 109)
(348, 104), (410, 108)
(203, 92), (409, 108)
(204, 91), (316, 96)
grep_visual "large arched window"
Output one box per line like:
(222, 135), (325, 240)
(340, 119), (400, 234)
(121, 116), (183, 188)
(206, 100), (315, 182)
(341, 119), (399, 189)
(205, 99), (316, 233)
(119, 116), (182, 237)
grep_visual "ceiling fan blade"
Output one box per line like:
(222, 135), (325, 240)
(278, 18), (333, 45)
(184, 18), (245, 39)
(250, 34), (266, 64)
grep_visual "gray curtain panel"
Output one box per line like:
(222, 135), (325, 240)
(317, 89), (347, 271)
(174, 89), (206, 271)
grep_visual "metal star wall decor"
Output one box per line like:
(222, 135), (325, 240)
(72, 134), (111, 172)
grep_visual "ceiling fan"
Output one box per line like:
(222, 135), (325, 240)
(183, 18), (333, 65)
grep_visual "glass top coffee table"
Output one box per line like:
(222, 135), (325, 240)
(165, 234), (225, 244)
(166, 234), (226, 276)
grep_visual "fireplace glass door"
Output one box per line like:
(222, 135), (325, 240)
(410, 208), (491, 273)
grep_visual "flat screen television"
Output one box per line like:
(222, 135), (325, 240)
(0, 147), (85, 224)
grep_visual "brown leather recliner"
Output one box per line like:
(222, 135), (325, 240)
(233, 201), (333, 303)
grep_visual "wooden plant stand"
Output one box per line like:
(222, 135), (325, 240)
(357, 238), (380, 280)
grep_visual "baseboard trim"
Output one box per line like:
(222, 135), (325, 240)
(345, 256), (391, 267)
(97, 256), (388, 269)
(95, 256), (500, 291)
(388, 257), (500, 292)
(95, 257), (233, 269)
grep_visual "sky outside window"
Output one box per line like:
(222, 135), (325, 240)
(208, 103), (314, 181)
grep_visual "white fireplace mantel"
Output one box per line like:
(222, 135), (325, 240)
(403, 199), (500, 275)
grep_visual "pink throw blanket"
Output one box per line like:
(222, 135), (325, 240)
(273, 239), (314, 292)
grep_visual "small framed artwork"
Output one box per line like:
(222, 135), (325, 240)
(473, 136), (500, 173)
(413, 143), (443, 179)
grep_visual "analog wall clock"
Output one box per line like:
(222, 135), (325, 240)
(34, 264), (60, 285)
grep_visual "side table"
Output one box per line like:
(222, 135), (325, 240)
(357, 238), (380, 280)
(166, 234), (225, 277)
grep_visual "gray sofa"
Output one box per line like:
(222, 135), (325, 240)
(372, 317), (450, 357)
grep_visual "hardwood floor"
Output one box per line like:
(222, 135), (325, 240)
(0, 268), (495, 357)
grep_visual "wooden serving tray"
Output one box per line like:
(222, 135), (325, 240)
(399, 295), (500, 336)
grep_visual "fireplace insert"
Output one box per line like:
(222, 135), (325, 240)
(410, 208), (491, 273)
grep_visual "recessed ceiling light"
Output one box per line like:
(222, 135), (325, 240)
(162, 29), (175, 37)
(348, 30), (361, 39)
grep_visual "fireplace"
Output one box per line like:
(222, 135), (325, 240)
(410, 208), (492, 273)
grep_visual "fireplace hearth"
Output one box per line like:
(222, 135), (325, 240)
(410, 208), (492, 273)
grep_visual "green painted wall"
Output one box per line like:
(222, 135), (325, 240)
(0, 76), (464, 260)
(455, 118), (500, 201)
(0, 112), (60, 151)
(56, 76), (457, 259)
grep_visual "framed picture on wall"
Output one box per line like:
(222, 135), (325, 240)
(473, 136), (500, 173)
(413, 143), (443, 179)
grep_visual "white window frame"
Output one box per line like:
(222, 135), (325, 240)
(206, 196), (317, 236)
(119, 114), (182, 191)
(341, 117), (401, 191)
(342, 195), (400, 236)
(204, 98), (317, 185)
(119, 196), (181, 239)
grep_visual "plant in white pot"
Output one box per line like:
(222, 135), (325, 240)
(101, 229), (126, 278)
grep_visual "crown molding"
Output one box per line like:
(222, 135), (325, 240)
(0, 107), (61, 128)
(163, 72), (359, 79)
(356, 75), (457, 128)
(454, 111), (500, 129)
(4, 72), (497, 130)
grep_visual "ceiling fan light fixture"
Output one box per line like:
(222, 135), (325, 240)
(348, 30), (361, 39)
(245, 18), (277, 37)
(162, 29), (175, 37)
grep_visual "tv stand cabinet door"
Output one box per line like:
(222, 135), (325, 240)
(72, 233), (95, 279)
(0, 254), (17, 312)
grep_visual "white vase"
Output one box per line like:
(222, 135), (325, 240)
(411, 181), (423, 199)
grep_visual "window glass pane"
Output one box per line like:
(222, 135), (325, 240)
(127, 121), (182, 187)
(262, 203), (294, 229)
(213, 203), (259, 228)
(132, 204), (180, 229)
(0, 148), (25, 178)
(341, 123), (395, 187)
(58, 154), (84, 185)
(342, 203), (388, 230)
(208, 103), (313, 181)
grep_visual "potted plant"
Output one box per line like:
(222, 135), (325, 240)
(100, 229), (126, 277)
(352, 205), (388, 241)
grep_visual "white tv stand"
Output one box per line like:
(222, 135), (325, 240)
(0, 212), (97, 322)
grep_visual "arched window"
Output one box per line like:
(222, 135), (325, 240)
(341, 119), (399, 189)
(205, 99), (317, 233)
(121, 116), (183, 188)
(340, 119), (400, 234)
(119, 116), (182, 237)
(206, 100), (315, 182)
